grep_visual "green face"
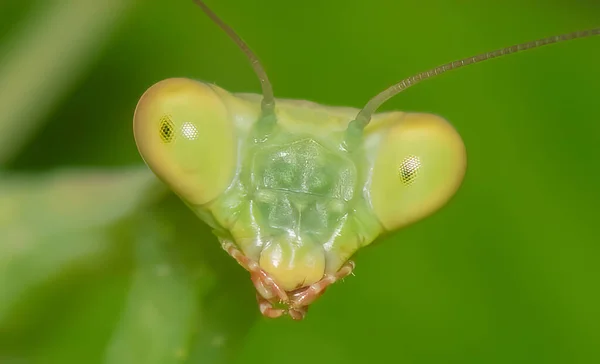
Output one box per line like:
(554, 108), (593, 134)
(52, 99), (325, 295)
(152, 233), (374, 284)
(133, 1), (598, 320)
(133, 78), (466, 316)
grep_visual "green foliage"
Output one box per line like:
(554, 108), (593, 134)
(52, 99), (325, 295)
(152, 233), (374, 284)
(0, 0), (599, 363)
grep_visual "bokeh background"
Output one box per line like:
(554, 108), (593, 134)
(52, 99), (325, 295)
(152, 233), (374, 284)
(1, 0), (599, 363)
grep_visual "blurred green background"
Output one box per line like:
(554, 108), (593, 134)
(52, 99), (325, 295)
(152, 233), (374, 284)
(1, 0), (599, 363)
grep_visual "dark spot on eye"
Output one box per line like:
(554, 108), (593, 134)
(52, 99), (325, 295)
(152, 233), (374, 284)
(159, 116), (175, 143)
(399, 155), (421, 185)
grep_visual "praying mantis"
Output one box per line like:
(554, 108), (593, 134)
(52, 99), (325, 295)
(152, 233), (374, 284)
(133, 0), (599, 320)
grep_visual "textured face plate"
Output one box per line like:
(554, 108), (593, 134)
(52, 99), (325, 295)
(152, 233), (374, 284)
(247, 136), (360, 289)
(197, 98), (383, 291)
(251, 138), (356, 235)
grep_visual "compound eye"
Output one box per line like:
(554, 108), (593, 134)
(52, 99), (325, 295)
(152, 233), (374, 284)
(398, 155), (421, 185)
(133, 78), (236, 205)
(369, 113), (467, 230)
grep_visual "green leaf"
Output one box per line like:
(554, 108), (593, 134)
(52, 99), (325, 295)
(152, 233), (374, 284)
(0, 167), (259, 363)
(0, 167), (160, 323)
(103, 212), (214, 364)
(0, 0), (137, 163)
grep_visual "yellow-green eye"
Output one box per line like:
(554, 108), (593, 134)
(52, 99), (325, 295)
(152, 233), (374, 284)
(369, 113), (467, 231)
(133, 78), (236, 205)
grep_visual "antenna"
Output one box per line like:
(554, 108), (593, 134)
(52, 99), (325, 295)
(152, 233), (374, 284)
(351, 27), (600, 129)
(193, 0), (275, 116)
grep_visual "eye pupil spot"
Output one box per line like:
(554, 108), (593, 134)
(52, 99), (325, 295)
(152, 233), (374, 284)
(399, 155), (421, 185)
(159, 116), (175, 143)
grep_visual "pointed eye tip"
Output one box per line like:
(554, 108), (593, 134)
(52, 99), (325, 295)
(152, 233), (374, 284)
(369, 113), (467, 231)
